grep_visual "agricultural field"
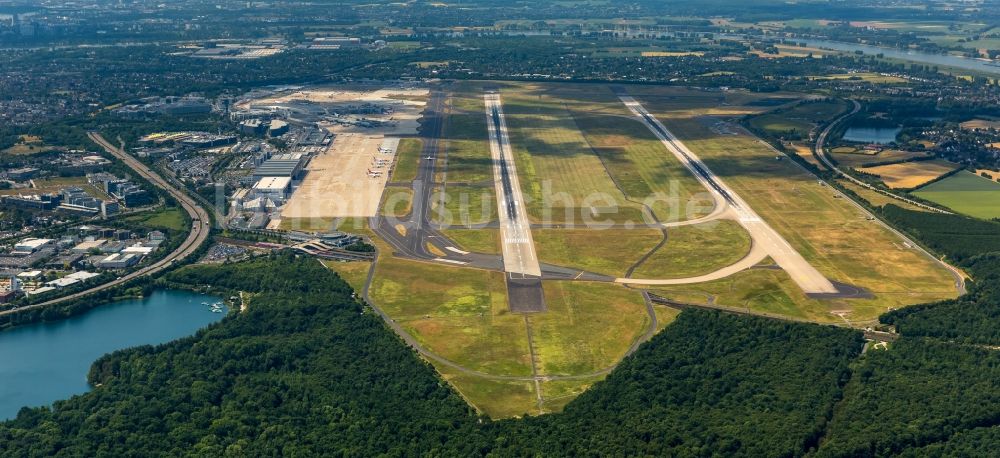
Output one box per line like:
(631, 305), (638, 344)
(832, 149), (931, 168)
(959, 118), (1000, 131)
(913, 170), (1000, 219)
(858, 159), (961, 189)
(806, 73), (908, 84)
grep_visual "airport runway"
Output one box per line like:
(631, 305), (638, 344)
(617, 95), (840, 294)
(484, 90), (546, 312)
(484, 91), (542, 278)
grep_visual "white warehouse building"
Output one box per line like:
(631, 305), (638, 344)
(253, 176), (292, 203)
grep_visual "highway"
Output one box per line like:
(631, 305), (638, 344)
(618, 95), (840, 294)
(0, 133), (212, 317)
(484, 91), (542, 278)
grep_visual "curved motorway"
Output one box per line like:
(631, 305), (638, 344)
(0, 133), (212, 317)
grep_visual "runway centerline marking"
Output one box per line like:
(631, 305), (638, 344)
(618, 95), (837, 294)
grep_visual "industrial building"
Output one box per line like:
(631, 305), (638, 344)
(253, 176), (292, 202)
(98, 253), (139, 269)
(252, 153), (306, 179)
(14, 238), (52, 253)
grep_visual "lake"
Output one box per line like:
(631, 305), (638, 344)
(842, 126), (902, 144)
(0, 289), (226, 420)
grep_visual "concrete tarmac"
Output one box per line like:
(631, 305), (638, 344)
(618, 95), (839, 294)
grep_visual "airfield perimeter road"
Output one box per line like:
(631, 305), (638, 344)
(0, 133), (211, 318)
(616, 95), (840, 295)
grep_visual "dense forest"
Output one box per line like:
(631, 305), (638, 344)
(0, 254), (868, 456)
(879, 205), (1000, 345)
(3, 202), (1000, 455)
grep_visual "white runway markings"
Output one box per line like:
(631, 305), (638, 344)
(619, 95), (838, 294)
(484, 91), (542, 278)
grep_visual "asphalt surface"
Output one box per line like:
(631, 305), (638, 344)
(0, 133), (212, 317)
(484, 91), (543, 279)
(618, 95), (840, 294)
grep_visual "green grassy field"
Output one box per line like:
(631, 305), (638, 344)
(431, 185), (497, 227)
(321, 260), (372, 292)
(369, 254), (533, 376)
(573, 112), (715, 222)
(533, 228), (663, 276)
(390, 138), (423, 183)
(531, 281), (650, 375)
(659, 263), (956, 326)
(501, 85), (647, 224)
(440, 85), (494, 184)
(632, 220), (752, 279)
(748, 101), (847, 138)
(441, 228), (500, 254)
(434, 363), (540, 418)
(913, 170), (1000, 219)
(126, 207), (187, 231)
(643, 106), (957, 322)
(381, 188), (413, 218)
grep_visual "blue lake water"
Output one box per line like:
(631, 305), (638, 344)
(0, 289), (226, 420)
(842, 127), (902, 144)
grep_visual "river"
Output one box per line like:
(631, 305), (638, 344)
(787, 37), (1000, 76)
(0, 289), (227, 420)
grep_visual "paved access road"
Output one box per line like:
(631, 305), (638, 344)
(617, 95), (840, 294)
(0, 133), (212, 317)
